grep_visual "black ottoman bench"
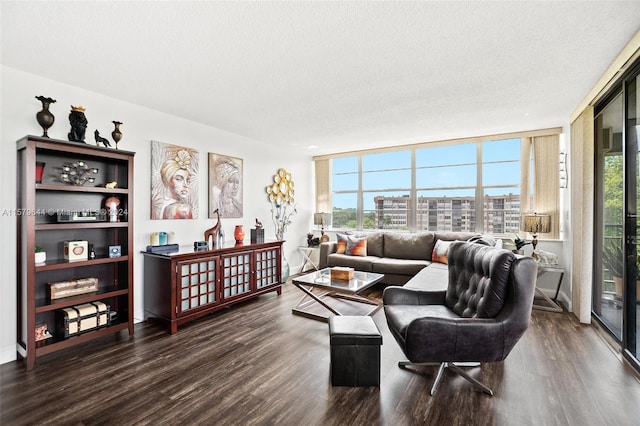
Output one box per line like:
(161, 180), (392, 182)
(328, 315), (382, 387)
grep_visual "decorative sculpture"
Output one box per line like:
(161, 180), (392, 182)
(204, 208), (221, 248)
(307, 233), (320, 247)
(68, 106), (88, 143)
(94, 129), (111, 148)
(251, 218), (265, 243)
(59, 160), (98, 186)
(265, 168), (296, 241)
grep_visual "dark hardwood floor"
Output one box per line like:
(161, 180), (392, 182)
(2, 278), (640, 426)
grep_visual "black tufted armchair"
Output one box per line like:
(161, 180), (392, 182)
(383, 241), (537, 396)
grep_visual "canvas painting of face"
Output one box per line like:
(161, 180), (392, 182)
(150, 140), (199, 220)
(209, 153), (243, 218)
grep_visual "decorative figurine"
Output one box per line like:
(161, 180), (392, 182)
(204, 208), (221, 248)
(251, 218), (265, 243)
(307, 232), (320, 247)
(218, 227), (225, 247)
(94, 129), (111, 148)
(111, 121), (123, 149)
(35, 95), (56, 138)
(68, 105), (88, 143)
(105, 181), (118, 189)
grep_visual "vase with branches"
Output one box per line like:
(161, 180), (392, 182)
(271, 202), (297, 241)
(270, 202), (296, 283)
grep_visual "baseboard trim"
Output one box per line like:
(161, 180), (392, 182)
(0, 344), (17, 366)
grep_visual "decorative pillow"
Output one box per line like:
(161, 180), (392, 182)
(346, 236), (367, 257)
(336, 233), (348, 254)
(385, 232), (435, 260)
(432, 239), (456, 264)
(364, 232), (384, 257)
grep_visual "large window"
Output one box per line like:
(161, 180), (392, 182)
(316, 129), (560, 236)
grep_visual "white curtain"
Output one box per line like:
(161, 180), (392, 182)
(520, 134), (560, 239)
(533, 134), (560, 239)
(520, 137), (532, 215)
(571, 106), (595, 324)
(314, 159), (331, 215)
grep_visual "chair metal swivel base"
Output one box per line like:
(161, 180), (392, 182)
(398, 361), (494, 396)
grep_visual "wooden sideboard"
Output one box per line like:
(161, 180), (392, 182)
(142, 240), (283, 334)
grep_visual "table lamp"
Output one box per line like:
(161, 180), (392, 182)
(314, 212), (331, 242)
(522, 213), (551, 251)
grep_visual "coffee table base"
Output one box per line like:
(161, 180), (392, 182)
(291, 283), (381, 322)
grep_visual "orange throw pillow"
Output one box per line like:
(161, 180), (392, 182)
(346, 237), (367, 257)
(336, 233), (348, 254)
(432, 239), (456, 264)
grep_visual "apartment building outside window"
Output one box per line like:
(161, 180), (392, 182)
(327, 137), (520, 234)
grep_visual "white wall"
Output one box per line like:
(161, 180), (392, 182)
(558, 127), (573, 312)
(0, 66), (314, 365)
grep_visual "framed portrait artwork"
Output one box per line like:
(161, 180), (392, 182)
(209, 153), (243, 218)
(150, 141), (199, 220)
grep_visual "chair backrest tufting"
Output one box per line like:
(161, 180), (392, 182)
(445, 241), (516, 318)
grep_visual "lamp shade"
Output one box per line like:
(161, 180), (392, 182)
(522, 213), (551, 234)
(314, 212), (330, 226)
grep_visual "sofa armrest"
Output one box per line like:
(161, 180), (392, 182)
(319, 241), (337, 269)
(382, 286), (446, 306)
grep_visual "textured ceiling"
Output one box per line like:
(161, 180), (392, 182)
(2, 1), (639, 155)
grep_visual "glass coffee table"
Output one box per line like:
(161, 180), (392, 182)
(291, 267), (385, 322)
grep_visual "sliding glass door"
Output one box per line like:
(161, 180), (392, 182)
(624, 71), (638, 363)
(594, 93), (623, 338)
(594, 63), (639, 370)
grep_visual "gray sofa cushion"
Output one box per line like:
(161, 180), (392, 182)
(362, 232), (384, 257)
(384, 232), (436, 260)
(403, 263), (449, 292)
(326, 253), (378, 272)
(371, 258), (430, 276)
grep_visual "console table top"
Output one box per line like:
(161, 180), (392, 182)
(141, 240), (284, 259)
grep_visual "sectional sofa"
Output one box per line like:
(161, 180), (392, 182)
(318, 231), (494, 287)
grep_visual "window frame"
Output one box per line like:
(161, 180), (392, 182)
(314, 128), (561, 237)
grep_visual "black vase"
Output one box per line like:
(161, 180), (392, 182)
(35, 96), (56, 138)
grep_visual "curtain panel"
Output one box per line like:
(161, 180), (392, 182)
(314, 159), (331, 215)
(533, 134), (560, 239)
(571, 106), (595, 324)
(520, 137), (532, 217)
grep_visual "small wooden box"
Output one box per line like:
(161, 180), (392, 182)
(49, 277), (99, 300)
(331, 267), (355, 280)
(57, 301), (110, 339)
(64, 240), (88, 261)
(34, 322), (50, 342)
(250, 229), (264, 243)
